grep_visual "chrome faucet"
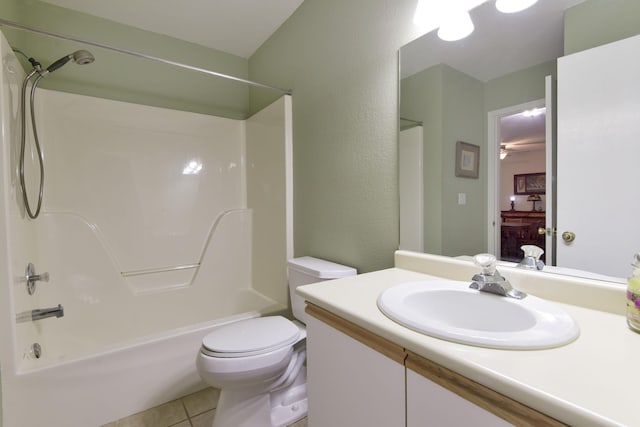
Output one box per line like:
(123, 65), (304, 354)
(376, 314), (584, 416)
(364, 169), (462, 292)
(469, 254), (527, 299)
(517, 245), (545, 271)
(16, 304), (64, 323)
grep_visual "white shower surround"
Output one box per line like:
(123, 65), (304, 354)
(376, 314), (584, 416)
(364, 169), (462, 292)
(0, 32), (292, 426)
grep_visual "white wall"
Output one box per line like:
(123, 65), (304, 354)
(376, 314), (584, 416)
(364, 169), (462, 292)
(247, 95), (293, 305)
(399, 126), (424, 252)
(14, 89), (258, 360)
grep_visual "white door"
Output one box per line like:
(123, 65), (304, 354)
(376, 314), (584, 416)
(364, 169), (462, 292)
(544, 76), (555, 265)
(556, 34), (640, 278)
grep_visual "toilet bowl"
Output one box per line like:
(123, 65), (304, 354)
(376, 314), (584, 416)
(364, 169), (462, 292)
(196, 256), (357, 427)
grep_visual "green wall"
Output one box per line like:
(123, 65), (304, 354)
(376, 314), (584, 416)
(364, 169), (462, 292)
(0, 0), (250, 118)
(249, 0), (422, 272)
(441, 66), (485, 257)
(400, 64), (485, 257)
(484, 60), (556, 113)
(565, 0), (640, 55)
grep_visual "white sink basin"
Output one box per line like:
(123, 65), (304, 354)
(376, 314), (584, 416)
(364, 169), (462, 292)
(377, 280), (579, 350)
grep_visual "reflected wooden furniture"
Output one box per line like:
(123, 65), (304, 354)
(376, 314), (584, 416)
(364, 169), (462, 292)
(500, 211), (545, 262)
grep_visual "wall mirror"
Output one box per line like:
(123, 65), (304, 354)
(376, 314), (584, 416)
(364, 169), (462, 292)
(399, 0), (640, 283)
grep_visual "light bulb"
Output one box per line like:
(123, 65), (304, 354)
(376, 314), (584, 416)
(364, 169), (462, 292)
(437, 11), (474, 41)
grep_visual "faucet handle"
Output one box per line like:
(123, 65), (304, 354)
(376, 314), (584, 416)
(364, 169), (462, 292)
(25, 263), (50, 295)
(471, 254), (527, 299)
(473, 253), (497, 275)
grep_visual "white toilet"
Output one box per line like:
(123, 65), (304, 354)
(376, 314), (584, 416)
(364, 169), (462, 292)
(196, 256), (357, 427)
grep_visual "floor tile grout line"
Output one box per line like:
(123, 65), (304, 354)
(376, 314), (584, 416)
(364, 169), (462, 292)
(179, 398), (194, 427)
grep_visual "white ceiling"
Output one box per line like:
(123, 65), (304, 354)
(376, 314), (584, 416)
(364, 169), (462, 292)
(500, 111), (546, 153)
(39, 0), (305, 58)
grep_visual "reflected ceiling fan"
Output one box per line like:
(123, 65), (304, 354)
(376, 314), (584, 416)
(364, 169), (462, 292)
(500, 140), (545, 159)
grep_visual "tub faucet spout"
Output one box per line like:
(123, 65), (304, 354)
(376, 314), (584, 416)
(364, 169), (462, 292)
(32, 304), (64, 320)
(17, 304), (64, 322)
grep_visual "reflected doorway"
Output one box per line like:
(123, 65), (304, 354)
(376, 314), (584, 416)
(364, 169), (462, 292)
(487, 99), (547, 263)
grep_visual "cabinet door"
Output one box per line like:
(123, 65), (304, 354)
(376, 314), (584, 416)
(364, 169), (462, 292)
(306, 315), (405, 427)
(407, 369), (512, 427)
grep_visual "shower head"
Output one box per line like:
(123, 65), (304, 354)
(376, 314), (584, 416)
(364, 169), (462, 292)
(72, 50), (95, 65)
(44, 50), (95, 74)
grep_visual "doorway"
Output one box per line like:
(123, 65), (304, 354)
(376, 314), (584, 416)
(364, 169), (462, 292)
(487, 99), (546, 262)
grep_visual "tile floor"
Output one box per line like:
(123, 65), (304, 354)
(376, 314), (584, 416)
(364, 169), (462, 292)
(101, 387), (308, 427)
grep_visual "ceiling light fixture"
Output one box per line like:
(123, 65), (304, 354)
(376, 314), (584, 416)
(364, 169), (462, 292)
(413, 0), (484, 33)
(437, 11), (474, 41)
(413, 0), (440, 33)
(495, 0), (539, 14)
(500, 145), (508, 160)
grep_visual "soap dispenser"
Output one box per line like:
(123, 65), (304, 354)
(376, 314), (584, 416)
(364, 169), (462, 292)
(517, 245), (545, 270)
(626, 253), (640, 333)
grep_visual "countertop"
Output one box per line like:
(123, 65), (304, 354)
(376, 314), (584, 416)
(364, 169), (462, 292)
(296, 251), (636, 427)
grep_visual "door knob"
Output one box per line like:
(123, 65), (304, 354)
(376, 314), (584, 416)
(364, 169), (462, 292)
(561, 231), (576, 243)
(538, 227), (557, 236)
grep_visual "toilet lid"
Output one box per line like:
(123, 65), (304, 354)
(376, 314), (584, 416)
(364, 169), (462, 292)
(202, 316), (300, 357)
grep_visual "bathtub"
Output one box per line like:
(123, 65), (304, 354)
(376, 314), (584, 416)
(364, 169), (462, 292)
(0, 31), (292, 427)
(4, 290), (283, 427)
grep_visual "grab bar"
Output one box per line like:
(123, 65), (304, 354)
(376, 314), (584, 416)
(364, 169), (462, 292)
(121, 263), (199, 277)
(16, 304), (64, 323)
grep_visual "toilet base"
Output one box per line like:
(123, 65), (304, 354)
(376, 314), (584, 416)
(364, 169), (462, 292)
(212, 367), (307, 427)
(270, 368), (308, 427)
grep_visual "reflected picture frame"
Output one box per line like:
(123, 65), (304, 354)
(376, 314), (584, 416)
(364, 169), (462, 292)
(455, 141), (479, 179)
(514, 172), (546, 195)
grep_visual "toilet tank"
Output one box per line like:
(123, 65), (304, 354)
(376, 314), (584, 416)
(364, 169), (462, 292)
(287, 256), (357, 324)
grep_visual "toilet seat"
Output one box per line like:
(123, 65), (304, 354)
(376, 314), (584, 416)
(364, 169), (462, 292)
(201, 316), (302, 358)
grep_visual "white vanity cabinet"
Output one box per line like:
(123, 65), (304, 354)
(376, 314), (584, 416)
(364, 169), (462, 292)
(406, 368), (511, 427)
(305, 303), (566, 427)
(305, 306), (406, 427)
(406, 358), (512, 427)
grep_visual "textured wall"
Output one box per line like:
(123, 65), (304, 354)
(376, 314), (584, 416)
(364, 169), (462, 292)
(249, 0), (423, 272)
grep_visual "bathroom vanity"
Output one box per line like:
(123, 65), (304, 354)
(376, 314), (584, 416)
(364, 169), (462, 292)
(297, 251), (635, 426)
